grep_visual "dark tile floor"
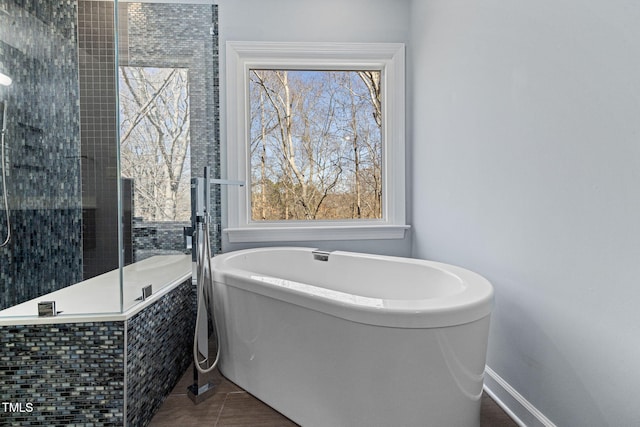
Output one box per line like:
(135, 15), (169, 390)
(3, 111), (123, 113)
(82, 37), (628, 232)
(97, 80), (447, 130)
(149, 365), (518, 427)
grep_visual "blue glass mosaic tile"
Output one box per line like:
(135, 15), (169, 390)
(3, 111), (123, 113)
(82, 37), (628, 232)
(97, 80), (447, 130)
(0, 278), (195, 426)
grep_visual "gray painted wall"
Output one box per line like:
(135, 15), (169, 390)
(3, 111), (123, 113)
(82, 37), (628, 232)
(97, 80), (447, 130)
(410, 0), (640, 426)
(216, 0), (413, 257)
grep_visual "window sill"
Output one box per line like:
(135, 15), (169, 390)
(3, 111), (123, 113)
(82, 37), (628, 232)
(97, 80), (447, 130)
(224, 224), (411, 243)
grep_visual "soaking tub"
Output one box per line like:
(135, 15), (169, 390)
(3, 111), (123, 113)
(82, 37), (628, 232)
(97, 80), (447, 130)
(211, 247), (494, 427)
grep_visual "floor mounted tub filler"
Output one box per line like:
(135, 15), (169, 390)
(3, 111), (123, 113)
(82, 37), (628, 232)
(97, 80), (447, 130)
(211, 247), (494, 427)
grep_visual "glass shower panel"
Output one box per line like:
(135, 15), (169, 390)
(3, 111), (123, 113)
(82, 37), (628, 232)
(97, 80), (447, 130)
(0, 0), (124, 318)
(118, 1), (218, 311)
(0, 0), (83, 311)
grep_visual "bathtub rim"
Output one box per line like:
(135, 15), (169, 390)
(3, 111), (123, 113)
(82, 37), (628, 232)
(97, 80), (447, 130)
(212, 247), (494, 328)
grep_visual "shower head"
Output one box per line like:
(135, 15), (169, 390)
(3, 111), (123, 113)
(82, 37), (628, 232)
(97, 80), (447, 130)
(0, 72), (12, 86)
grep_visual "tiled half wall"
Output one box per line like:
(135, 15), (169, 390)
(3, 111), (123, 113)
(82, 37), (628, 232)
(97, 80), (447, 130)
(0, 279), (195, 426)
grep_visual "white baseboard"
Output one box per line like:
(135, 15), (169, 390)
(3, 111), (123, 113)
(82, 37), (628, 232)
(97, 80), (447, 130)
(484, 366), (557, 427)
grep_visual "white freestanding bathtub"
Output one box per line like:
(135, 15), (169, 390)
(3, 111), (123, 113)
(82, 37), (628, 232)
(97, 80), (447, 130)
(211, 247), (494, 427)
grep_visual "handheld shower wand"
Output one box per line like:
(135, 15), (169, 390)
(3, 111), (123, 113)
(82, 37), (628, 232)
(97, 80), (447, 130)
(1, 100), (10, 247)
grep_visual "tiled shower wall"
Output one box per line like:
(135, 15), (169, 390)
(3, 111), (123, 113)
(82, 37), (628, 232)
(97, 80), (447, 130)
(0, 0), (128, 309)
(1, 1), (220, 310)
(0, 0), (83, 310)
(78, 0), (122, 279)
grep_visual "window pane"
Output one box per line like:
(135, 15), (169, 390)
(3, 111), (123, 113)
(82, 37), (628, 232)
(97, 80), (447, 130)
(249, 70), (382, 221)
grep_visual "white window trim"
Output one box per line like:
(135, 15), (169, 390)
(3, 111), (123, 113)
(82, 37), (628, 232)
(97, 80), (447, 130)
(224, 41), (408, 243)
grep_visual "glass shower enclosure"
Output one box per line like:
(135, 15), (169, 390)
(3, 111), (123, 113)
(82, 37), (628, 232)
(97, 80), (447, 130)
(0, 0), (219, 318)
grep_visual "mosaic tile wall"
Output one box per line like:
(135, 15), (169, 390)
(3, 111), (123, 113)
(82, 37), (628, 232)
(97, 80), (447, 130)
(0, 0), (83, 310)
(133, 220), (190, 261)
(0, 322), (126, 426)
(78, 0), (122, 280)
(0, 278), (195, 426)
(2, 210), (83, 306)
(126, 278), (196, 426)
